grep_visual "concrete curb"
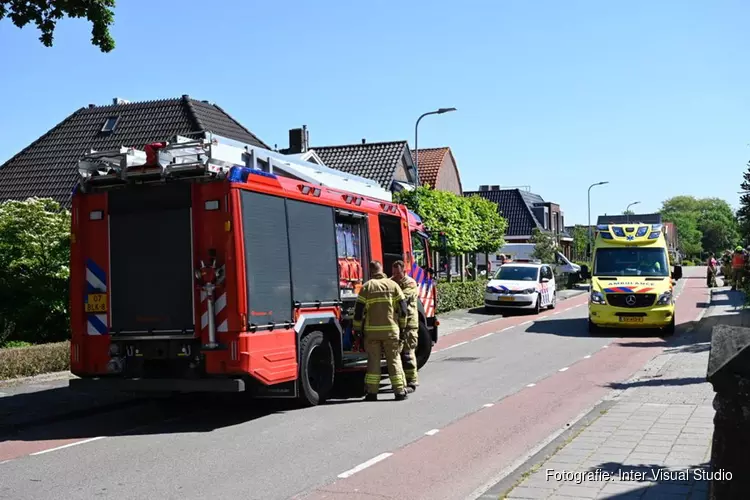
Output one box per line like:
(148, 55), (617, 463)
(475, 279), (716, 499)
(0, 371), (74, 389)
(475, 400), (616, 500)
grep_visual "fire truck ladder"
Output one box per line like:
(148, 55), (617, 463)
(76, 132), (393, 201)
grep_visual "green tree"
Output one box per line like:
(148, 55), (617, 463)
(737, 161), (750, 243)
(660, 195), (739, 258)
(0, 0), (116, 52)
(0, 198), (71, 345)
(395, 186), (477, 254)
(465, 195), (507, 254)
(622, 209), (635, 216)
(531, 228), (556, 264)
(571, 225), (589, 260)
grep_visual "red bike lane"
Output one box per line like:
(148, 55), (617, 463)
(299, 275), (709, 500)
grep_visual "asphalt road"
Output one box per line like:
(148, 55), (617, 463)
(0, 269), (708, 500)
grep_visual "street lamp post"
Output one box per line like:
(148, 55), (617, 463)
(625, 201), (641, 222)
(414, 108), (457, 187)
(587, 181), (609, 257)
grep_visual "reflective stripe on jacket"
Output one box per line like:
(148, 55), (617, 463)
(353, 272), (407, 339)
(395, 275), (420, 331)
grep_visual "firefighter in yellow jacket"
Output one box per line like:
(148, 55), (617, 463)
(353, 260), (409, 401)
(391, 260), (420, 393)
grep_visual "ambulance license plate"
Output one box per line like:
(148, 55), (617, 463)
(85, 293), (107, 313)
(499, 296), (514, 302)
(619, 316), (643, 323)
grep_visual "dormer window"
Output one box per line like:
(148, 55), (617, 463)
(101, 116), (119, 133)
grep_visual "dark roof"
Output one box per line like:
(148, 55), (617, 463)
(0, 95), (269, 207)
(309, 141), (410, 190)
(597, 213), (662, 225)
(464, 188), (543, 236)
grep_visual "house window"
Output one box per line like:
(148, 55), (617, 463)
(101, 116), (119, 133)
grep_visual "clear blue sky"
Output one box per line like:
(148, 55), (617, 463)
(1, 0), (748, 225)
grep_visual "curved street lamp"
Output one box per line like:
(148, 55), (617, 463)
(626, 201), (641, 222)
(588, 181), (609, 256)
(414, 108), (457, 187)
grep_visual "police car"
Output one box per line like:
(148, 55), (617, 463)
(484, 262), (556, 314)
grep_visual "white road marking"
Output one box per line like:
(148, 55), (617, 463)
(583, 355), (591, 359)
(559, 367), (569, 372)
(501, 326), (512, 332)
(338, 453), (393, 478)
(483, 403), (494, 408)
(30, 436), (106, 456)
(475, 332), (495, 340)
(0, 459), (13, 465)
(520, 321), (532, 326)
(425, 429), (440, 436)
(602, 345), (609, 349)
(527, 383), (536, 387)
(552, 311), (560, 315)
(0, 392), (7, 397)
(441, 341), (468, 351)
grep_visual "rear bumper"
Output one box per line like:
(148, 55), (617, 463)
(69, 377), (246, 393)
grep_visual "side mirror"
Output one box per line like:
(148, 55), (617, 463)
(580, 265), (591, 279)
(672, 265), (683, 281)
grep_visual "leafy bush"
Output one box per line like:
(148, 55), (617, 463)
(0, 341), (69, 380)
(682, 259), (695, 266)
(436, 280), (488, 314)
(0, 198), (71, 345)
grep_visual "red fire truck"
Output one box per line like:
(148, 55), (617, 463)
(68, 133), (438, 405)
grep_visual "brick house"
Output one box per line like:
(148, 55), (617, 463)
(463, 185), (574, 258)
(0, 95), (268, 208)
(411, 147), (463, 196)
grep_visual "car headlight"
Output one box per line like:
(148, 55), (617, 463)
(524, 288), (535, 294)
(656, 291), (673, 305)
(590, 291), (606, 305)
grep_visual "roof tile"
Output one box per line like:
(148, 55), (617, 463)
(464, 188), (542, 236)
(412, 147), (448, 188)
(309, 141), (409, 190)
(0, 96), (268, 208)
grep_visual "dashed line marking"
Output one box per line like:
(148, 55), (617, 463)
(475, 332), (495, 340)
(552, 311), (560, 315)
(425, 429), (440, 436)
(602, 345), (609, 349)
(527, 383), (536, 387)
(441, 341), (468, 351)
(501, 326), (513, 332)
(483, 403), (494, 408)
(559, 367), (569, 372)
(338, 453), (393, 478)
(0, 459), (13, 465)
(520, 321), (532, 326)
(583, 355), (592, 359)
(30, 436), (106, 456)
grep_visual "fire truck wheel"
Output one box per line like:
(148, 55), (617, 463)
(299, 330), (335, 406)
(415, 321), (432, 370)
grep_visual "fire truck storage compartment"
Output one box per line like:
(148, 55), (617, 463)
(108, 183), (195, 334)
(239, 191), (340, 327)
(379, 213), (404, 273)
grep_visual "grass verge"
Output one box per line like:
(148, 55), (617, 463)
(0, 341), (69, 380)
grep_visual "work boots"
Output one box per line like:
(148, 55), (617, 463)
(364, 393), (377, 402)
(406, 383), (417, 394)
(395, 391), (408, 401)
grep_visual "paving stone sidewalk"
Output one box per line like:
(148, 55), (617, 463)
(501, 287), (747, 500)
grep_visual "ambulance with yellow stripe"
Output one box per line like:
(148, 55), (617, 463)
(580, 222), (683, 335)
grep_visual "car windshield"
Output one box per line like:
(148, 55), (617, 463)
(594, 248), (669, 277)
(494, 266), (538, 281)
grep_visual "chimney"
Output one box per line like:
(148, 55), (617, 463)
(490, 185), (500, 191)
(479, 185), (489, 191)
(303, 124), (309, 152)
(362, 138), (366, 144)
(88, 104), (96, 108)
(287, 127), (308, 154)
(113, 97), (130, 105)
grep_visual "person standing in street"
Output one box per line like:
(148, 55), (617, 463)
(391, 260), (420, 393)
(353, 260), (409, 401)
(706, 252), (718, 288)
(731, 246), (746, 291)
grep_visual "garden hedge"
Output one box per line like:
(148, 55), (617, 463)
(0, 341), (69, 380)
(436, 280), (488, 314)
